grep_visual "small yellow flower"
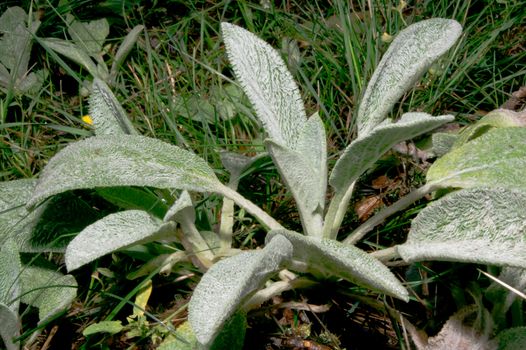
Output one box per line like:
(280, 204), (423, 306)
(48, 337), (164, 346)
(82, 115), (94, 125)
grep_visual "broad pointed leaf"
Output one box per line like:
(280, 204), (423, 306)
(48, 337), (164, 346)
(28, 134), (223, 208)
(40, 38), (100, 79)
(0, 303), (19, 350)
(88, 78), (137, 135)
(67, 17), (109, 57)
(357, 19), (461, 135)
(427, 127), (526, 190)
(221, 22), (307, 149)
(331, 113), (453, 193)
(110, 25), (144, 81)
(188, 234), (293, 347)
(397, 188), (526, 267)
(266, 230), (409, 301)
(20, 267), (77, 323)
(0, 6), (40, 78)
(267, 113), (327, 236)
(454, 109), (526, 148)
(65, 210), (176, 271)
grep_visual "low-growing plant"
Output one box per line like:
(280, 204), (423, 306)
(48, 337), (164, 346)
(1, 17), (525, 349)
(38, 13), (143, 88)
(0, 6), (47, 120)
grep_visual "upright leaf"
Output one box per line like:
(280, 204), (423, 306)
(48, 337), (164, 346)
(28, 134), (223, 208)
(89, 78), (137, 135)
(266, 230), (409, 301)
(427, 127), (526, 190)
(67, 16), (109, 57)
(110, 25), (144, 82)
(266, 113), (327, 236)
(221, 22), (307, 149)
(0, 7), (40, 78)
(357, 18), (461, 135)
(65, 210), (176, 271)
(188, 234), (293, 347)
(331, 113), (453, 193)
(397, 188), (526, 267)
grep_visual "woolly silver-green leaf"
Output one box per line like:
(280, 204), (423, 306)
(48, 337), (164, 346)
(266, 113), (326, 236)
(0, 240), (21, 314)
(398, 188), (526, 267)
(427, 127), (526, 190)
(28, 134), (223, 208)
(20, 266), (77, 323)
(88, 78), (137, 135)
(266, 230), (409, 301)
(110, 25), (144, 81)
(0, 6), (39, 77)
(0, 303), (19, 350)
(221, 22), (307, 149)
(0, 179), (36, 247)
(357, 18), (461, 135)
(66, 210), (175, 271)
(331, 113), (453, 193)
(40, 38), (100, 79)
(189, 234), (293, 347)
(67, 16), (109, 57)
(453, 108), (526, 148)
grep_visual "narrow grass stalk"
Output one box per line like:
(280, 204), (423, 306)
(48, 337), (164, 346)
(344, 182), (439, 245)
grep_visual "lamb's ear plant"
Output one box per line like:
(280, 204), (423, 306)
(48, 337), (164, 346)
(38, 14), (143, 87)
(0, 180), (78, 350)
(0, 6), (47, 120)
(12, 16), (526, 348)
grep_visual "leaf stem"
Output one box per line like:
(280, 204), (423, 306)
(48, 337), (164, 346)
(219, 185), (284, 231)
(322, 181), (356, 239)
(343, 182), (439, 245)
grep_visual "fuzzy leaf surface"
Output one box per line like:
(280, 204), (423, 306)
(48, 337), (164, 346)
(66, 210), (176, 271)
(0, 6), (39, 76)
(427, 127), (526, 190)
(221, 22), (307, 149)
(89, 78), (137, 135)
(110, 25), (144, 80)
(0, 303), (19, 350)
(67, 17), (109, 56)
(0, 179), (36, 248)
(453, 109), (526, 148)
(28, 134), (223, 208)
(331, 113), (453, 193)
(188, 234), (293, 347)
(266, 230), (408, 301)
(398, 188), (526, 267)
(266, 114), (327, 235)
(20, 266), (77, 323)
(357, 18), (461, 135)
(0, 240), (21, 313)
